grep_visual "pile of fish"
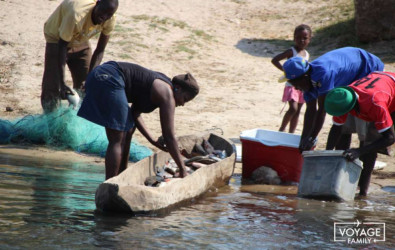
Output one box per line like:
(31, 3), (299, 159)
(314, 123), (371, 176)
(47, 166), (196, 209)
(144, 139), (227, 187)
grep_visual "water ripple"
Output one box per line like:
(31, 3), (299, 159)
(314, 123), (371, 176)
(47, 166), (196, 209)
(0, 153), (394, 249)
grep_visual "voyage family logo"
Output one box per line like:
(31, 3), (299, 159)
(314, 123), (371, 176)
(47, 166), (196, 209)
(334, 220), (386, 244)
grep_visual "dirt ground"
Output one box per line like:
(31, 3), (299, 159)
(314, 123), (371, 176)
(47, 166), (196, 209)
(0, 0), (394, 192)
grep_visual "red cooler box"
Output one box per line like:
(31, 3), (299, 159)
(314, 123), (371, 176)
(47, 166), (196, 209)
(240, 128), (303, 183)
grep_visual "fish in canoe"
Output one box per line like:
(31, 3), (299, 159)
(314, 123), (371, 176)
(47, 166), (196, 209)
(95, 132), (235, 214)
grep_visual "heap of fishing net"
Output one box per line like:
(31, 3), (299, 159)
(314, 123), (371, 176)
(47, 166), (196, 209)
(0, 107), (152, 162)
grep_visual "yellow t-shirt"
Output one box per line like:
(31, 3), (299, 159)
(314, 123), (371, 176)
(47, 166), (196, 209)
(44, 0), (116, 48)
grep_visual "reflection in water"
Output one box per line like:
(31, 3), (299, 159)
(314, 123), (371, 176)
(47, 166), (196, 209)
(0, 153), (104, 249)
(0, 154), (394, 249)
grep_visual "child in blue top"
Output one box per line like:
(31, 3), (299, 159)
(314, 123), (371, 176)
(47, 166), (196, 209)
(272, 24), (312, 133)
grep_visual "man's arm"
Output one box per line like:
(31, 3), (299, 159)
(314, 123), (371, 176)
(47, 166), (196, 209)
(151, 80), (187, 177)
(310, 95), (327, 139)
(158, 93), (188, 177)
(89, 33), (110, 72)
(133, 108), (167, 151)
(344, 127), (395, 161)
(299, 98), (317, 151)
(326, 124), (343, 150)
(58, 38), (73, 99)
(300, 95), (328, 151)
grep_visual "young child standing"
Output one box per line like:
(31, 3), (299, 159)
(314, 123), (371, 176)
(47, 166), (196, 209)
(272, 24), (312, 133)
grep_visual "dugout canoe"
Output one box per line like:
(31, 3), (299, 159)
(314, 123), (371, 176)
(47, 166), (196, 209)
(95, 132), (235, 214)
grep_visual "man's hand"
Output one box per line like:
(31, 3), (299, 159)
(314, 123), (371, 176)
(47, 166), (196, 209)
(343, 148), (360, 161)
(178, 166), (188, 178)
(299, 137), (317, 152)
(60, 84), (74, 100)
(80, 81), (86, 92)
(153, 136), (168, 152)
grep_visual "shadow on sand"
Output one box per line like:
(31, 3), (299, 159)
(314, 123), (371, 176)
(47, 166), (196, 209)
(235, 19), (395, 63)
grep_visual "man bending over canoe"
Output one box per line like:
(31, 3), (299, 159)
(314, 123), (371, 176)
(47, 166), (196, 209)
(77, 61), (199, 179)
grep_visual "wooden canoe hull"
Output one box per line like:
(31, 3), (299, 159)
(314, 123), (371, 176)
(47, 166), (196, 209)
(95, 133), (235, 213)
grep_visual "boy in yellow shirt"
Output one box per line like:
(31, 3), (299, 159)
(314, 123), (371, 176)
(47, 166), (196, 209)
(41, 0), (118, 112)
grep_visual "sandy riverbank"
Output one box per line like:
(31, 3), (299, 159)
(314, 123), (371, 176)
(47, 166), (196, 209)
(0, 0), (393, 193)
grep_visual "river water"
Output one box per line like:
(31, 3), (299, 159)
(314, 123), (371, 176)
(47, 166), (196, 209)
(0, 152), (393, 249)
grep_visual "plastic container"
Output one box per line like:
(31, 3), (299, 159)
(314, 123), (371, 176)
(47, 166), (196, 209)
(240, 129), (303, 182)
(297, 150), (362, 201)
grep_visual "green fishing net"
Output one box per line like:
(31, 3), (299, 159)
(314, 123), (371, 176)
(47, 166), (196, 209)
(0, 107), (152, 162)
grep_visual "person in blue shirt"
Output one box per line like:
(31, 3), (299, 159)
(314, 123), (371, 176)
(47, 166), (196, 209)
(281, 47), (384, 152)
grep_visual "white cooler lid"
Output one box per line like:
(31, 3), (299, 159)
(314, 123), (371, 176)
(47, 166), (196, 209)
(240, 128), (301, 148)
